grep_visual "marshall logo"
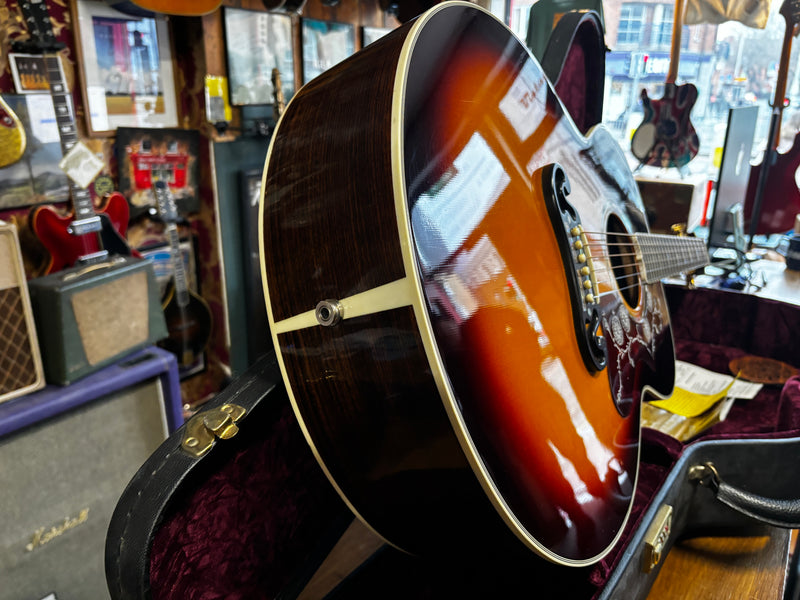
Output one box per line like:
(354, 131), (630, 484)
(25, 508), (90, 552)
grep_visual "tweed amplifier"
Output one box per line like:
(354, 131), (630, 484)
(0, 347), (182, 600)
(0, 221), (45, 404)
(27, 256), (168, 386)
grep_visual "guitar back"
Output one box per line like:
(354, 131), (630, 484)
(261, 3), (675, 565)
(744, 132), (800, 234)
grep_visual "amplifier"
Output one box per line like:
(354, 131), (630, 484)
(0, 221), (45, 403)
(0, 347), (182, 600)
(27, 256), (168, 385)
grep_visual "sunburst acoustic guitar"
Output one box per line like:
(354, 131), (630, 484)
(260, 1), (709, 565)
(630, 0), (700, 170)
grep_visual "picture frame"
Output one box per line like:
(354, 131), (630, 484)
(0, 94), (70, 209)
(223, 7), (295, 107)
(115, 127), (200, 216)
(8, 54), (51, 94)
(302, 19), (355, 84)
(362, 26), (392, 48)
(71, 0), (178, 136)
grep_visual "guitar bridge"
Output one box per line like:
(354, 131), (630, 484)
(67, 216), (103, 236)
(540, 163), (607, 373)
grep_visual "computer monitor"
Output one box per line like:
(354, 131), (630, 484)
(707, 105), (759, 251)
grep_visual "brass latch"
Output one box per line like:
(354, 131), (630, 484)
(642, 504), (673, 573)
(181, 403), (247, 458)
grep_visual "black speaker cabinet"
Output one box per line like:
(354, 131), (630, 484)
(0, 221), (44, 403)
(0, 347), (182, 600)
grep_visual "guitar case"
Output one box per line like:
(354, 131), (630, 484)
(105, 284), (800, 599)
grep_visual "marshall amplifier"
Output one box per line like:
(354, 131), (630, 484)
(0, 221), (45, 403)
(0, 346), (182, 600)
(27, 256), (168, 386)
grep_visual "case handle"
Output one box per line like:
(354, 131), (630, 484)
(689, 462), (800, 528)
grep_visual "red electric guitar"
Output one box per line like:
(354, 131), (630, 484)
(16, 0), (138, 274)
(260, 3), (709, 566)
(743, 0), (800, 238)
(630, 0), (699, 170)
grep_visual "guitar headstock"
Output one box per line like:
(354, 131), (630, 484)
(781, 0), (800, 30)
(153, 181), (179, 225)
(13, 0), (64, 54)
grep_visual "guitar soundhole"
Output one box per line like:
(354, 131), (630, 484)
(606, 215), (640, 308)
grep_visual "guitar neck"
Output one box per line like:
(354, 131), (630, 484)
(166, 223), (191, 307)
(768, 20), (799, 149)
(634, 233), (708, 283)
(666, 0), (686, 84)
(43, 55), (98, 224)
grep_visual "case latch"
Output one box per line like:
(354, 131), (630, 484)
(642, 504), (673, 573)
(181, 403), (247, 458)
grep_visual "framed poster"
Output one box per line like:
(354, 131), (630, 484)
(223, 7), (295, 106)
(362, 26), (392, 47)
(302, 19), (355, 84)
(71, 0), (178, 136)
(0, 94), (69, 209)
(115, 127), (200, 215)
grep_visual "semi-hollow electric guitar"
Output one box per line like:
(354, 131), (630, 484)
(630, 0), (700, 169)
(0, 94), (27, 168)
(260, 2), (709, 566)
(152, 180), (212, 369)
(743, 0), (800, 238)
(17, 0), (138, 274)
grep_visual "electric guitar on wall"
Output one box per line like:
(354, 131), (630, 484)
(152, 180), (212, 369)
(260, 2), (709, 566)
(0, 94), (27, 168)
(16, 0), (138, 274)
(630, 0), (700, 170)
(743, 0), (800, 238)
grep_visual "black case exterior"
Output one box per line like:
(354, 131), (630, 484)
(27, 256), (168, 385)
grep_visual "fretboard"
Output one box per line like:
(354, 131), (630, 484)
(166, 223), (191, 308)
(633, 233), (709, 283)
(44, 54), (97, 223)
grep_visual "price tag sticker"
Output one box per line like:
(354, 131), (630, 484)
(58, 141), (104, 189)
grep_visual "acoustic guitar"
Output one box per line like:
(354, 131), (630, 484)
(630, 0), (700, 170)
(0, 95), (26, 168)
(260, 1), (709, 566)
(743, 0), (800, 238)
(16, 0), (138, 275)
(152, 180), (212, 369)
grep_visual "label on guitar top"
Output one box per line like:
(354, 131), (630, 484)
(58, 141), (104, 188)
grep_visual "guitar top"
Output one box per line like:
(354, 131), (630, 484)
(0, 95), (27, 169)
(260, 2), (701, 565)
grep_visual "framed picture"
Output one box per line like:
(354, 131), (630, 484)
(223, 7), (295, 106)
(8, 54), (51, 94)
(71, 0), (178, 136)
(302, 19), (355, 84)
(362, 26), (392, 48)
(0, 94), (70, 209)
(115, 127), (200, 216)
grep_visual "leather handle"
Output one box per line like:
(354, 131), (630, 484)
(690, 462), (800, 528)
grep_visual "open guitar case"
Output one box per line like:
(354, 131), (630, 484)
(105, 11), (800, 600)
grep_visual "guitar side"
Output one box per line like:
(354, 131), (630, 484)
(30, 192), (135, 274)
(261, 3), (675, 565)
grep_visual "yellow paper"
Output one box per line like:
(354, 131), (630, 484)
(648, 378), (736, 418)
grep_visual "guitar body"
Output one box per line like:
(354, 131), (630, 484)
(631, 83), (700, 169)
(31, 191), (137, 274)
(744, 132), (800, 234)
(261, 2), (675, 565)
(0, 95), (27, 168)
(159, 282), (212, 368)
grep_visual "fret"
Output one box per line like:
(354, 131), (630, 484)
(633, 234), (709, 283)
